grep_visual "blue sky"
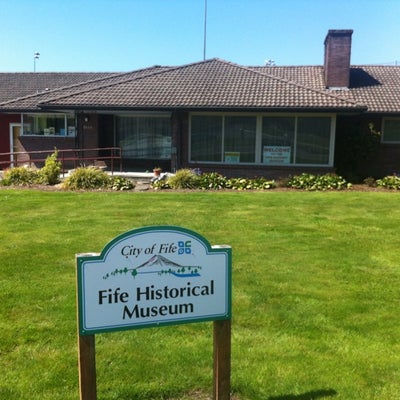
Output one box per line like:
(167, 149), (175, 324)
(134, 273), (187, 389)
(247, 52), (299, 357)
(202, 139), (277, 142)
(0, 0), (399, 72)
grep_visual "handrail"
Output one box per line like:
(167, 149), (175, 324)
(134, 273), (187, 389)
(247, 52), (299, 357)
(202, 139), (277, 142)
(0, 147), (122, 175)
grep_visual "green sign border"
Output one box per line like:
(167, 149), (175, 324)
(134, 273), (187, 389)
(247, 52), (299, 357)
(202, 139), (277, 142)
(77, 225), (232, 335)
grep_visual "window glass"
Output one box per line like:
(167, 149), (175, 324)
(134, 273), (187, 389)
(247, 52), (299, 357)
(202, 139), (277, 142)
(22, 114), (75, 136)
(116, 117), (138, 158)
(189, 114), (333, 166)
(138, 117), (171, 158)
(262, 117), (295, 164)
(224, 116), (256, 163)
(296, 117), (331, 164)
(383, 119), (400, 142)
(191, 115), (222, 161)
(116, 116), (171, 159)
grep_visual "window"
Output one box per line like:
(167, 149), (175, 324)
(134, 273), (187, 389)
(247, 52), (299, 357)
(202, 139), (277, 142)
(296, 117), (331, 164)
(190, 114), (333, 166)
(191, 115), (222, 161)
(116, 115), (171, 159)
(22, 114), (75, 136)
(383, 119), (400, 142)
(224, 116), (256, 163)
(191, 115), (256, 163)
(262, 117), (295, 164)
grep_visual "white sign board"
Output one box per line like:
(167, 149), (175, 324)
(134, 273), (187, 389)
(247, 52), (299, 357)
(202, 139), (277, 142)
(76, 226), (231, 335)
(263, 146), (291, 164)
(224, 152), (240, 163)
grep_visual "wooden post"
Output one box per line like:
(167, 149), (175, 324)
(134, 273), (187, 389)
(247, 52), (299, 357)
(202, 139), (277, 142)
(213, 319), (231, 400)
(78, 334), (97, 400)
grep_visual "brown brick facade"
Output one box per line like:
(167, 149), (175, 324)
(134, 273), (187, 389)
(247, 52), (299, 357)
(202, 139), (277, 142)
(324, 30), (353, 88)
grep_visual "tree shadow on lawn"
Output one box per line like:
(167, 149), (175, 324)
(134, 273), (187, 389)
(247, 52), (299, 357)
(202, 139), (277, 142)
(267, 388), (337, 400)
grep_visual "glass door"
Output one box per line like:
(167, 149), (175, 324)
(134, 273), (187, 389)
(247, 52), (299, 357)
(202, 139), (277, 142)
(9, 124), (29, 166)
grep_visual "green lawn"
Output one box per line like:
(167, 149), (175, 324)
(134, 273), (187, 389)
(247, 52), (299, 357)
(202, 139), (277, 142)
(1, 189), (400, 400)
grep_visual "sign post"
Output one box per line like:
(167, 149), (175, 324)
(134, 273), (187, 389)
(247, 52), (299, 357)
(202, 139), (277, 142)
(213, 319), (231, 400)
(77, 334), (96, 400)
(76, 226), (231, 399)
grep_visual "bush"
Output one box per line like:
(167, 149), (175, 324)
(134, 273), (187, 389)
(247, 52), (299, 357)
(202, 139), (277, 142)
(62, 167), (111, 190)
(363, 177), (377, 187)
(287, 173), (351, 191)
(1, 166), (38, 186)
(151, 178), (170, 190)
(197, 172), (229, 190)
(166, 169), (199, 189)
(152, 171), (276, 191)
(37, 151), (61, 185)
(63, 167), (136, 191)
(228, 177), (276, 190)
(109, 176), (135, 191)
(376, 175), (400, 190)
(0, 150), (61, 187)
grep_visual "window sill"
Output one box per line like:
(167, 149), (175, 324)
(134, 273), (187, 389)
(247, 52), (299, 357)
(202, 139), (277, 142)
(22, 134), (76, 138)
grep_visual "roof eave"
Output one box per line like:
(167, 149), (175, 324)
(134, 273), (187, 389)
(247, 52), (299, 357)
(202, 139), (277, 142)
(39, 103), (368, 113)
(0, 107), (43, 113)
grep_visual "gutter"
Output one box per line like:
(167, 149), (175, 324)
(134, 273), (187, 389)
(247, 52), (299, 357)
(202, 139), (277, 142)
(39, 103), (368, 114)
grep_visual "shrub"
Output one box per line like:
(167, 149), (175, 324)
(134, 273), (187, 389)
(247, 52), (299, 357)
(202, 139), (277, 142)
(376, 175), (400, 190)
(109, 176), (135, 191)
(62, 167), (111, 190)
(37, 151), (61, 185)
(228, 177), (276, 190)
(151, 178), (170, 190)
(152, 171), (277, 191)
(1, 166), (38, 186)
(197, 172), (229, 190)
(363, 177), (377, 187)
(63, 168), (136, 191)
(287, 173), (351, 191)
(166, 169), (199, 189)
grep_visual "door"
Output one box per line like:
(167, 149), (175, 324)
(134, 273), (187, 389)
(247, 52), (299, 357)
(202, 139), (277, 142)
(9, 124), (28, 166)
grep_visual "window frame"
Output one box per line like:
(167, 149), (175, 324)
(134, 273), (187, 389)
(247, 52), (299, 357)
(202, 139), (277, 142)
(21, 113), (76, 137)
(382, 118), (400, 143)
(189, 112), (336, 167)
(114, 112), (172, 160)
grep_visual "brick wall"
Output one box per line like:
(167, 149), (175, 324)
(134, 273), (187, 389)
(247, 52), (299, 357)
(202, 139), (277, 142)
(324, 30), (353, 88)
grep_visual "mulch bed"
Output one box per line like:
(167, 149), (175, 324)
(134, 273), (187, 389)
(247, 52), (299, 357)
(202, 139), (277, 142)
(0, 182), (397, 192)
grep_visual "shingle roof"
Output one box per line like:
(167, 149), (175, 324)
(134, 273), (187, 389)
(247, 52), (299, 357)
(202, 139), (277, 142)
(346, 66), (400, 113)
(0, 72), (116, 103)
(252, 65), (400, 113)
(0, 67), (171, 112)
(39, 59), (363, 112)
(1, 59), (399, 113)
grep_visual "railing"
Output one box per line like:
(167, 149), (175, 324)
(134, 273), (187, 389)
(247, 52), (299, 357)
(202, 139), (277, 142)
(0, 147), (122, 175)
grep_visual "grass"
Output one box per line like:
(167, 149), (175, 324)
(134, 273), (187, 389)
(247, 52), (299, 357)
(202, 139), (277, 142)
(1, 189), (400, 399)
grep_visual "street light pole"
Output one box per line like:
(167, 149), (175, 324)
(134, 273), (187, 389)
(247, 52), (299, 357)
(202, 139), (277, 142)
(34, 52), (40, 72)
(203, 0), (207, 60)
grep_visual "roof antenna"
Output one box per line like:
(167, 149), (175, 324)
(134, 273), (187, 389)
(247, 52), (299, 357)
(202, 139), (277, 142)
(203, 0), (207, 60)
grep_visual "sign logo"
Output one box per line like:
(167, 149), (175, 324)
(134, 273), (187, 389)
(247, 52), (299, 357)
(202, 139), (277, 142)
(178, 240), (192, 254)
(76, 226), (231, 335)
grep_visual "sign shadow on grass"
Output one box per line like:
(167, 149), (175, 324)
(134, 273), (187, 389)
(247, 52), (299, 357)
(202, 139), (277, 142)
(267, 388), (337, 400)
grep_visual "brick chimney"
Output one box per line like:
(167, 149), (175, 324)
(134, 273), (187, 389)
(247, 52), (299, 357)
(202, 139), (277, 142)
(324, 29), (353, 89)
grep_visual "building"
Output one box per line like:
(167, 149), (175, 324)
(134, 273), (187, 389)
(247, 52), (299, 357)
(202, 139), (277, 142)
(1, 30), (399, 181)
